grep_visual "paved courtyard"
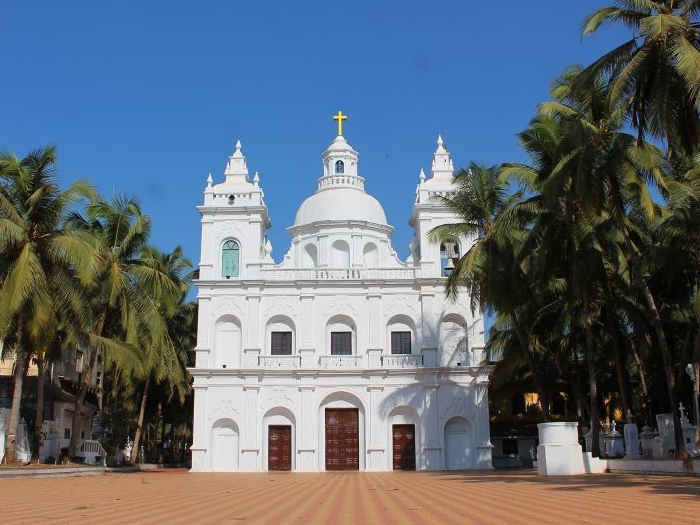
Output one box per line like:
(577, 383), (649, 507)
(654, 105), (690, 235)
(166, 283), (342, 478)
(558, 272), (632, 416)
(2, 469), (700, 524)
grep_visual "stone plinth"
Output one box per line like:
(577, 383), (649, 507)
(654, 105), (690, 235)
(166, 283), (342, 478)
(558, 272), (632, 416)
(537, 422), (585, 475)
(624, 423), (640, 459)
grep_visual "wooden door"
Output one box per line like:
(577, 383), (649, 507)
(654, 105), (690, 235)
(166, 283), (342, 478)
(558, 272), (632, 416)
(325, 408), (359, 470)
(392, 424), (416, 471)
(268, 425), (292, 471)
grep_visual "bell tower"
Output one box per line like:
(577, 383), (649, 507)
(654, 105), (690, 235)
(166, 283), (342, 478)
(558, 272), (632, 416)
(410, 136), (469, 278)
(197, 140), (272, 282)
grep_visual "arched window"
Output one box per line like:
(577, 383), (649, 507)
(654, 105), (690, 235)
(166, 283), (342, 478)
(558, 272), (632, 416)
(363, 242), (379, 268)
(326, 316), (356, 356)
(440, 239), (460, 276)
(266, 316), (296, 356)
(335, 160), (344, 174)
(222, 240), (240, 278)
(330, 239), (350, 267)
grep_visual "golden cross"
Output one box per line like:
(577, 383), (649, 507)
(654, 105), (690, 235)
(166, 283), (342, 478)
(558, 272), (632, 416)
(333, 110), (347, 136)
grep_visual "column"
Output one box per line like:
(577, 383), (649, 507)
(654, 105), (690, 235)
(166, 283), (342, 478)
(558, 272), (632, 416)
(241, 383), (260, 471)
(418, 216), (435, 277)
(195, 296), (211, 368)
(298, 384), (316, 471)
(474, 376), (494, 468)
(199, 218), (214, 279)
(190, 385), (208, 471)
(248, 217), (262, 264)
(420, 292), (438, 366)
(423, 383), (441, 469)
(366, 294), (382, 367)
(318, 234), (329, 267)
(351, 233), (363, 267)
(299, 294), (315, 358)
(244, 294), (261, 367)
(366, 385), (385, 470)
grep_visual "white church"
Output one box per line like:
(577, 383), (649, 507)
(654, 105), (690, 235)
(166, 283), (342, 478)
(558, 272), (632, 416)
(190, 113), (491, 472)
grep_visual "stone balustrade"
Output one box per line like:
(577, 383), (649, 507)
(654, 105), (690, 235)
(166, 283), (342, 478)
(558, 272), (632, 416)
(261, 267), (415, 280)
(380, 354), (424, 367)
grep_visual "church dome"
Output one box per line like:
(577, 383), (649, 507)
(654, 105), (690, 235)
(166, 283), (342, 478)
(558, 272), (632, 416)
(294, 186), (388, 226)
(292, 134), (389, 228)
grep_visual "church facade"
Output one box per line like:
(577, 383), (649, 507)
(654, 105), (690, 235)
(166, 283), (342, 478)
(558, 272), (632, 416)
(190, 117), (491, 472)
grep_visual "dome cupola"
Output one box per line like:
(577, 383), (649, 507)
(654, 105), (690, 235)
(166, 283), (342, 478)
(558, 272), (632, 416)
(292, 112), (389, 228)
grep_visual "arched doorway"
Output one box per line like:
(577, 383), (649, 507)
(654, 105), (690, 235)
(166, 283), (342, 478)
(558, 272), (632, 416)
(318, 392), (365, 471)
(211, 419), (239, 471)
(444, 417), (472, 470)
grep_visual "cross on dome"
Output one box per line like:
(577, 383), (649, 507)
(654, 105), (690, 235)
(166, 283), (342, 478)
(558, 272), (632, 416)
(333, 110), (347, 136)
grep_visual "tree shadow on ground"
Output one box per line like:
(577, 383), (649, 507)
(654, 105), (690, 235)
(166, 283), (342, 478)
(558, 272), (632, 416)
(426, 469), (700, 498)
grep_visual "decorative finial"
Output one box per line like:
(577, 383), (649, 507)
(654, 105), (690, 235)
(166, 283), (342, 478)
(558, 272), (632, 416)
(235, 139), (242, 150)
(206, 173), (213, 187)
(333, 110), (347, 136)
(419, 168), (426, 182)
(437, 135), (443, 146)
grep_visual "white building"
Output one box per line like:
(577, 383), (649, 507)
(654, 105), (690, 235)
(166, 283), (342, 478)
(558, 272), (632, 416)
(190, 118), (491, 472)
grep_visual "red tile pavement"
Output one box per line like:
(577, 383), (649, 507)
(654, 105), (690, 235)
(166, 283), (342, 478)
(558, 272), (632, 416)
(2, 469), (700, 524)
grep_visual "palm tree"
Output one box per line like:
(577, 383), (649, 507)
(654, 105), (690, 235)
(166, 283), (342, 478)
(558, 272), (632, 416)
(431, 164), (563, 419)
(128, 245), (194, 462)
(579, 0), (700, 156)
(538, 65), (691, 457)
(0, 146), (94, 462)
(65, 194), (179, 456)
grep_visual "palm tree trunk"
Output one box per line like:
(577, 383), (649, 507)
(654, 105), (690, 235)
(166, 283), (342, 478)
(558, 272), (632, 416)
(607, 313), (631, 417)
(608, 177), (688, 459)
(33, 353), (45, 461)
(641, 282), (688, 458)
(570, 346), (589, 423)
(69, 307), (107, 456)
(628, 341), (651, 425)
(510, 308), (550, 421)
(583, 291), (600, 457)
(6, 344), (26, 464)
(131, 380), (150, 463)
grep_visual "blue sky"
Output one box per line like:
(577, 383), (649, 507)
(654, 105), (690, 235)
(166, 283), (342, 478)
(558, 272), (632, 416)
(3, 1), (629, 273)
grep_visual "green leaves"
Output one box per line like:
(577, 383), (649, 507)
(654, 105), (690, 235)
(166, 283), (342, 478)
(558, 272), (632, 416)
(580, 0), (700, 155)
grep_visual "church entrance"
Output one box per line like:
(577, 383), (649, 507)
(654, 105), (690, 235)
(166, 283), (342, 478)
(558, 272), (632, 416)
(268, 425), (292, 471)
(325, 408), (359, 470)
(392, 424), (416, 470)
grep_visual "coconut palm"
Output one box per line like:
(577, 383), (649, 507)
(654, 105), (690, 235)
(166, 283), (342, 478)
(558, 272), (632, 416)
(65, 194), (180, 456)
(0, 146), (94, 461)
(128, 245), (194, 462)
(579, 0), (700, 155)
(535, 64), (690, 457)
(430, 163), (563, 419)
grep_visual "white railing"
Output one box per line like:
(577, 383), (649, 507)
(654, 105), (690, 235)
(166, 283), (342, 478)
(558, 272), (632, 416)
(261, 267), (415, 281)
(319, 355), (362, 369)
(258, 356), (302, 368)
(77, 439), (107, 465)
(317, 173), (365, 190)
(381, 354), (424, 367)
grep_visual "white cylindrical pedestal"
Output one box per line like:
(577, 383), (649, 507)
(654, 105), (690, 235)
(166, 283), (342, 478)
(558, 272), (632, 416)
(537, 422), (585, 475)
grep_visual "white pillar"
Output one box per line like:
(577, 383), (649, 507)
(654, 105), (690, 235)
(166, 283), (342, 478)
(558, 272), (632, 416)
(190, 385), (208, 471)
(242, 384), (259, 471)
(423, 383), (441, 469)
(298, 384), (316, 471)
(367, 385), (385, 470)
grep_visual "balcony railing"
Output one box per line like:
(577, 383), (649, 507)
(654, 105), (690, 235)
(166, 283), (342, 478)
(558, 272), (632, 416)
(381, 354), (424, 368)
(260, 267), (415, 281)
(258, 356), (302, 368)
(319, 355), (362, 369)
